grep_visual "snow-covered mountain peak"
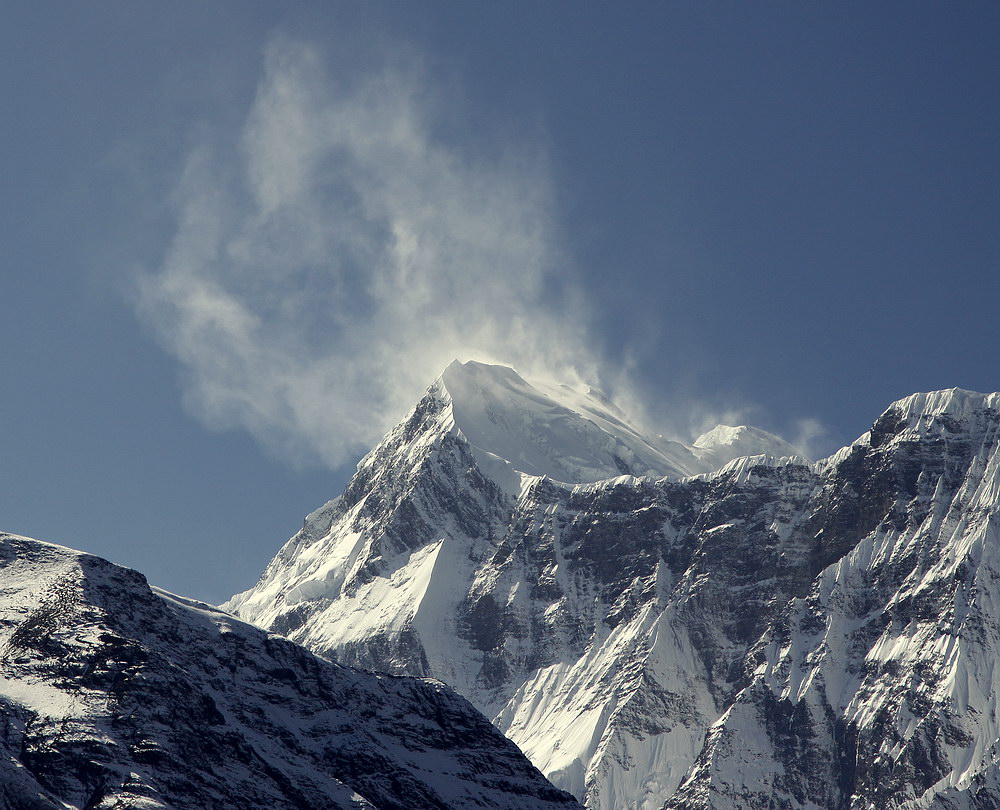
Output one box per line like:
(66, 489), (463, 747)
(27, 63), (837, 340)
(231, 378), (1000, 810)
(888, 386), (996, 417)
(692, 423), (804, 469)
(862, 387), (1000, 451)
(431, 360), (805, 486)
(434, 359), (702, 485)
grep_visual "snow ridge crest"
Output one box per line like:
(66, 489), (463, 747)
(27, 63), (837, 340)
(428, 359), (802, 486)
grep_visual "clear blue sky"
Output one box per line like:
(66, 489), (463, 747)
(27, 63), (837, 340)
(3, 2), (999, 603)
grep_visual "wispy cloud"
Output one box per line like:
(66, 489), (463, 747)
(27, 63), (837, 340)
(134, 36), (830, 469)
(135, 37), (598, 468)
(789, 417), (829, 460)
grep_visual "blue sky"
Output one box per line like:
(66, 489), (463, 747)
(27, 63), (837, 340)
(3, 2), (999, 603)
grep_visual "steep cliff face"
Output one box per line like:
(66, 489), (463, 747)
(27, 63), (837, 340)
(668, 390), (1000, 810)
(229, 361), (1000, 809)
(0, 533), (581, 810)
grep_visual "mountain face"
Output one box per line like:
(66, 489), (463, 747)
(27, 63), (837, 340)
(0, 533), (581, 810)
(228, 361), (1000, 809)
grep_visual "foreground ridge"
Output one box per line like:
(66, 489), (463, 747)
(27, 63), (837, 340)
(0, 533), (581, 810)
(230, 364), (1000, 809)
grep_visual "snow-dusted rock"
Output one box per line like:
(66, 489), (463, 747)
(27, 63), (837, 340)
(0, 533), (581, 810)
(668, 390), (1000, 809)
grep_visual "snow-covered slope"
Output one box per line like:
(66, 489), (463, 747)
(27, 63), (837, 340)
(426, 360), (799, 488)
(692, 423), (801, 471)
(0, 532), (581, 810)
(433, 360), (710, 487)
(229, 363), (1000, 808)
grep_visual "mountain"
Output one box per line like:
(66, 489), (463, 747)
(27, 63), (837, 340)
(407, 360), (712, 488)
(665, 389), (1000, 810)
(225, 360), (821, 806)
(228, 361), (1000, 808)
(0, 532), (581, 810)
(692, 423), (803, 471)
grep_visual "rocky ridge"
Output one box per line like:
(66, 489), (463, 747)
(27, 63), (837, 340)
(0, 533), (582, 810)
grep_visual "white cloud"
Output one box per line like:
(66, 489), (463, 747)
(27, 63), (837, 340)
(790, 417), (828, 460)
(135, 37), (598, 469)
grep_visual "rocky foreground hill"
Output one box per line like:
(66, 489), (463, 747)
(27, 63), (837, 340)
(0, 532), (581, 810)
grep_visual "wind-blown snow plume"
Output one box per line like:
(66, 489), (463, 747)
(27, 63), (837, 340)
(135, 37), (596, 468)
